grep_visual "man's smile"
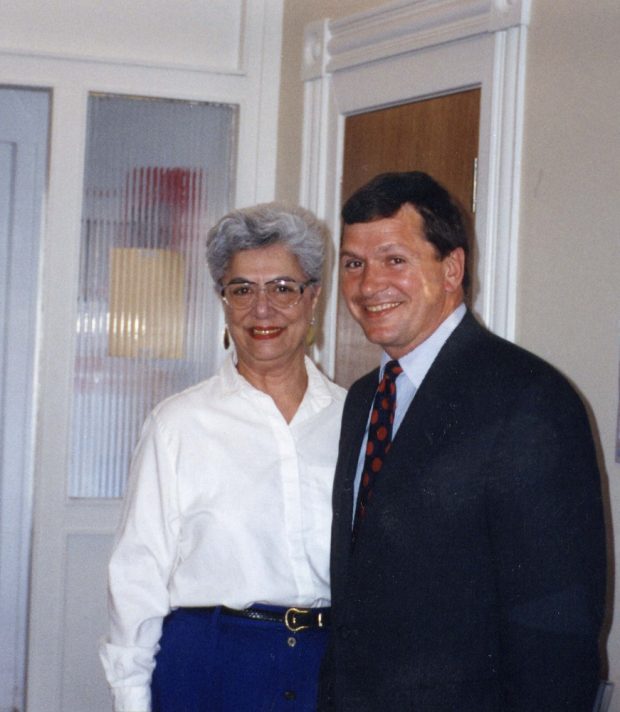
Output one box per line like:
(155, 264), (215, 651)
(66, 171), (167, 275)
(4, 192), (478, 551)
(363, 301), (401, 314)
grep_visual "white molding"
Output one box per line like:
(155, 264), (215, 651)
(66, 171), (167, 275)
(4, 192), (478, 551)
(0, 45), (247, 77)
(326, 0), (529, 73)
(301, 18), (330, 82)
(0, 0), (251, 77)
(300, 0), (529, 376)
(479, 23), (528, 336)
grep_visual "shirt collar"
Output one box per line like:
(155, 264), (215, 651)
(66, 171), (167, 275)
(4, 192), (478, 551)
(219, 351), (334, 411)
(219, 351), (244, 393)
(380, 303), (466, 389)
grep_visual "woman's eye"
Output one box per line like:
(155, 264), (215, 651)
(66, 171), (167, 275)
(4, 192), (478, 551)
(273, 283), (294, 294)
(232, 285), (252, 296)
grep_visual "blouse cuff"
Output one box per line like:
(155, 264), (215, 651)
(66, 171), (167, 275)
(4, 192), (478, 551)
(112, 684), (151, 712)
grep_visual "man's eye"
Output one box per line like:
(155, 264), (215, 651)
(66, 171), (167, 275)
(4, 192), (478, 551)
(388, 256), (406, 265)
(343, 259), (362, 270)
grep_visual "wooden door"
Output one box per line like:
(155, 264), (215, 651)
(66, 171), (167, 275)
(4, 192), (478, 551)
(335, 89), (480, 387)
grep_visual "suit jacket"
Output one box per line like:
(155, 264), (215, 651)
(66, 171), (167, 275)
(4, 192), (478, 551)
(319, 311), (606, 712)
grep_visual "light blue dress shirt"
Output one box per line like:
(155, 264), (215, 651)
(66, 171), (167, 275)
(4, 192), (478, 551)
(352, 303), (467, 511)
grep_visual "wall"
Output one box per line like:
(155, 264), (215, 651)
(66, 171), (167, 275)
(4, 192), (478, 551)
(277, 0), (620, 695)
(276, 0), (385, 203)
(517, 0), (620, 693)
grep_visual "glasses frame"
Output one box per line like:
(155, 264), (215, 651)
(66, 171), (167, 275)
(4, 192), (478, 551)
(220, 278), (317, 310)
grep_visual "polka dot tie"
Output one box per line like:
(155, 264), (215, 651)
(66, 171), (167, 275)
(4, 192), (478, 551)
(352, 359), (403, 543)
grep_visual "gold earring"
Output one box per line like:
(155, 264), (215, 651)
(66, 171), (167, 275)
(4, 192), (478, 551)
(306, 317), (317, 347)
(223, 326), (231, 350)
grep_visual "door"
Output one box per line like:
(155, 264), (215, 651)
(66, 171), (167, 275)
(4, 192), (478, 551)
(335, 89), (480, 387)
(25, 92), (237, 712)
(0, 87), (49, 712)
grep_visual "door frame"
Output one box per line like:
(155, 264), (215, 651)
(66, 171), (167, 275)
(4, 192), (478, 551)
(300, 0), (530, 377)
(0, 87), (49, 712)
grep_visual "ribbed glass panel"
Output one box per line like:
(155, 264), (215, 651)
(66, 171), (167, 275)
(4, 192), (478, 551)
(70, 94), (236, 498)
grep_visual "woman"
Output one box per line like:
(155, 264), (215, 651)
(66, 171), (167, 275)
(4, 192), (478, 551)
(100, 203), (346, 712)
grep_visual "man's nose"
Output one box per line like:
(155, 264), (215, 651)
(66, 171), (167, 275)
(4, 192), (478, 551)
(359, 263), (385, 296)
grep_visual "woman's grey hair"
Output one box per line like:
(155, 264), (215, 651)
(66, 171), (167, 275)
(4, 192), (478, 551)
(206, 202), (329, 286)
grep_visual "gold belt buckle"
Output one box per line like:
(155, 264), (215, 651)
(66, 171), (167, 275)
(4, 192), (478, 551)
(285, 607), (311, 633)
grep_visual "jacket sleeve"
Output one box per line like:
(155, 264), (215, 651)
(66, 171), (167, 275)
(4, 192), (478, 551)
(99, 412), (180, 712)
(486, 371), (606, 711)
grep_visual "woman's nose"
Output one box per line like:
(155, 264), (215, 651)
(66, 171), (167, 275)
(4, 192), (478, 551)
(252, 288), (272, 316)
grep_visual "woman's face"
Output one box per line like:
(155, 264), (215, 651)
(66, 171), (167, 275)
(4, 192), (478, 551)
(222, 244), (320, 377)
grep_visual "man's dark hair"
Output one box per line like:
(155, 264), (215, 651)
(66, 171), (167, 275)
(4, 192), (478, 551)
(341, 171), (471, 293)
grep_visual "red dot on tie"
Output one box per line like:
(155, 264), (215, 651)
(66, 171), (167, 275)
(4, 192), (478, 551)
(381, 397), (390, 410)
(362, 472), (370, 487)
(371, 409), (379, 424)
(389, 383), (396, 395)
(366, 440), (374, 456)
(371, 457), (382, 472)
(378, 380), (386, 393)
(376, 425), (388, 441)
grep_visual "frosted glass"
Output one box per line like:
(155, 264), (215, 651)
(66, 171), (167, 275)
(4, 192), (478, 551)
(70, 94), (235, 498)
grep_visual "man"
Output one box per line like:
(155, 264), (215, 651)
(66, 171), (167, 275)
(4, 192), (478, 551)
(319, 172), (606, 711)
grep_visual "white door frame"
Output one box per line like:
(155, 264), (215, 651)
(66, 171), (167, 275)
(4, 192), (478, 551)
(0, 87), (49, 712)
(300, 0), (530, 377)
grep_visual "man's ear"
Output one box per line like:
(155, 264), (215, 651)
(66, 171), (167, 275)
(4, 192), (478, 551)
(443, 247), (465, 293)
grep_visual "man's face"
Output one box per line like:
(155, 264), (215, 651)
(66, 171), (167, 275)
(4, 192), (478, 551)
(340, 203), (464, 359)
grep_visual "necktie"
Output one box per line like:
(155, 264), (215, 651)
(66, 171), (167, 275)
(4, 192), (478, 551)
(352, 359), (403, 542)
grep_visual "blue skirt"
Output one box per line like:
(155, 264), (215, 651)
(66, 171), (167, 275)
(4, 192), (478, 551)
(151, 606), (329, 712)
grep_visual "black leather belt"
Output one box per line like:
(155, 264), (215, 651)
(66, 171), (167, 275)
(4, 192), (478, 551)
(220, 605), (330, 632)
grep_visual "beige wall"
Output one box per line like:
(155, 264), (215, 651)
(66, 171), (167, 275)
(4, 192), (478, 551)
(277, 0), (620, 691)
(276, 0), (386, 203)
(518, 0), (620, 684)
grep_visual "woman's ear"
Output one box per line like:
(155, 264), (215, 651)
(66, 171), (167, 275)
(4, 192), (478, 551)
(311, 284), (322, 308)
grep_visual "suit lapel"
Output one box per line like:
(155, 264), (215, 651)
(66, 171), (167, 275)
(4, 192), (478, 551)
(339, 371), (378, 508)
(370, 312), (487, 490)
(330, 369), (378, 586)
(333, 313), (488, 582)
(388, 311), (485, 473)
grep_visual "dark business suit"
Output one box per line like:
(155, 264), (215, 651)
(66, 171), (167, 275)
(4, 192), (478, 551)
(319, 310), (606, 711)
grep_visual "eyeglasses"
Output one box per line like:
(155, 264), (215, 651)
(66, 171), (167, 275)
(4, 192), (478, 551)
(220, 278), (317, 310)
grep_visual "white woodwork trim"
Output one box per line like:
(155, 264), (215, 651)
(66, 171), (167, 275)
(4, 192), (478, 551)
(0, 44), (247, 77)
(480, 24), (527, 340)
(300, 0), (529, 377)
(326, 0), (529, 73)
(0, 0), (252, 76)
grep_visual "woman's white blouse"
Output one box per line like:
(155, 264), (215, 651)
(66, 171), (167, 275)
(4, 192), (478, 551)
(99, 354), (346, 712)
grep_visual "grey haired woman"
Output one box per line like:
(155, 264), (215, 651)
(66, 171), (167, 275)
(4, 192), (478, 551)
(101, 203), (346, 712)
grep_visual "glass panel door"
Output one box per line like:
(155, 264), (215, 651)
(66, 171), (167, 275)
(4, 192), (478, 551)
(70, 94), (236, 498)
